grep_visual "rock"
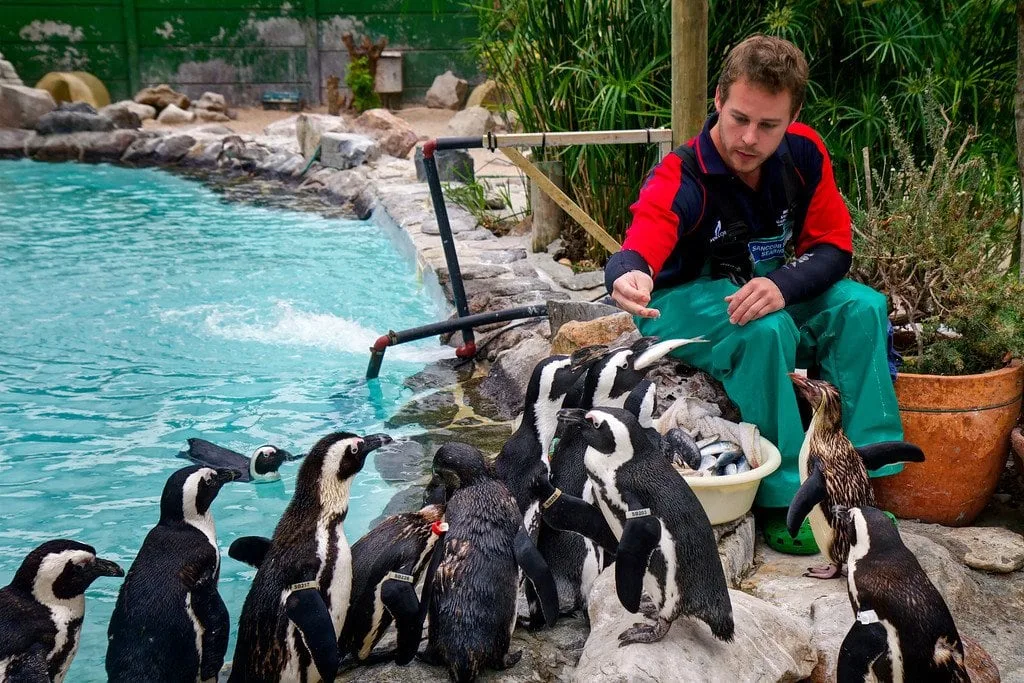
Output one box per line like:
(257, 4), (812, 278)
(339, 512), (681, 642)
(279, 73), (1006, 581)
(97, 105), (141, 130)
(466, 79), (500, 109)
(320, 133), (379, 170)
(546, 299), (622, 337)
(133, 84), (189, 112)
(194, 91), (227, 113)
(121, 136), (162, 163)
(492, 109), (520, 133)
(195, 108), (231, 122)
(156, 103), (195, 124)
(477, 337), (553, 420)
(190, 123), (235, 136)
(963, 634), (1002, 683)
(716, 514), (756, 586)
(414, 147), (474, 183)
(153, 134), (196, 162)
(35, 103), (115, 135)
(263, 115), (299, 137)
(0, 85), (56, 129)
(575, 571), (816, 682)
(550, 312), (637, 355)
(1011, 426), (1024, 475)
(295, 112), (349, 160)
(352, 188), (376, 220)
(79, 130), (141, 161)
(324, 168), (370, 204)
(900, 521), (1024, 574)
(100, 100), (156, 122)
(352, 108), (419, 159)
(0, 53), (23, 86)
(0, 128), (34, 158)
(444, 105), (496, 137)
(425, 70), (468, 110)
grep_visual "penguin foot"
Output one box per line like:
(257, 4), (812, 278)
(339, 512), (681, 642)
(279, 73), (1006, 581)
(804, 563), (842, 579)
(639, 597), (660, 620)
(617, 618), (671, 645)
(499, 650), (524, 670)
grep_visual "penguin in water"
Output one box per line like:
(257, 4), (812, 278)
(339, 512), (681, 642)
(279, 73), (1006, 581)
(177, 438), (300, 483)
(106, 465), (237, 683)
(229, 503), (446, 668)
(786, 374), (924, 579)
(545, 407), (734, 645)
(835, 505), (969, 682)
(0, 540), (123, 682)
(420, 442), (560, 681)
(229, 430), (391, 683)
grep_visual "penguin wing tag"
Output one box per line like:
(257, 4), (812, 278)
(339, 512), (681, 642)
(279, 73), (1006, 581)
(285, 585), (339, 682)
(384, 571), (415, 583)
(381, 567), (424, 665)
(514, 526), (560, 627)
(535, 479), (618, 555)
(625, 507), (652, 519)
(856, 609), (880, 625)
(541, 488), (562, 510)
(615, 513), (662, 613)
(430, 521), (448, 535)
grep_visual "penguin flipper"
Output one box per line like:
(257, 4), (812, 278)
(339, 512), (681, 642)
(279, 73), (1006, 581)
(416, 528), (447, 627)
(787, 460), (826, 538)
(8, 642), (50, 683)
(179, 438), (252, 482)
(837, 620), (889, 683)
(286, 587), (339, 682)
(614, 515), (661, 614)
(536, 479), (618, 555)
(228, 536), (272, 568)
(857, 441), (925, 471)
(191, 570), (230, 680)
(514, 526), (560, 627)
(381, 572), (422, 665)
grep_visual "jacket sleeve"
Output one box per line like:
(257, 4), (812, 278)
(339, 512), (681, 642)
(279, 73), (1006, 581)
(786, 122), (852, 255)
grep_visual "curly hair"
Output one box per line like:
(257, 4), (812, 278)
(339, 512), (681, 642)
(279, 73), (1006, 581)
(718, 35), (808, 117)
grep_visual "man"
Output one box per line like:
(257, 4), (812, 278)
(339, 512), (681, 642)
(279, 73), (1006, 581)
(605, 35), (903, 519)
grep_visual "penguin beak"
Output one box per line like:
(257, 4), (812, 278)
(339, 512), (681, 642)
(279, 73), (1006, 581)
(358, 433), (393, 455)
(569, 344), (609, 370)
(557, 408), (589, 428)
(788, 373), (820, 403)
(91, 557), (125, 578)
(633, 337), (706, 371)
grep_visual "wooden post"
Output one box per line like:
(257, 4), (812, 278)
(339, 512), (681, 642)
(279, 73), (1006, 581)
(672, 0), (708, 146)
(530, 160), (565, 253)
(121, 0), (140, 96)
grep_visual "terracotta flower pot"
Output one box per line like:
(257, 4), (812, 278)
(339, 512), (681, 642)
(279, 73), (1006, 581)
(872, 364), (1024, 526)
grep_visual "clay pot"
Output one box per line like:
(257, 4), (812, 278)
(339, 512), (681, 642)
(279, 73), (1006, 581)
(872, 364), (1024, 526)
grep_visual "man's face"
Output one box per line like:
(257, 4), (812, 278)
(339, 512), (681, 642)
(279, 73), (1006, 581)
(713, 77), (797, 177)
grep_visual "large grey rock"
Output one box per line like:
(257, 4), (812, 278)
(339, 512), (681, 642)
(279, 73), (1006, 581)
(478, 337), (553, 420)
(99, 105), (142, 130)
(320, 133), (380, 170)
(295, 113), (349, 160)
(352, 108), (419, 159)
(35, 103), (115, 135)
(133, 83), (189, 112)
(716, 514), (756, 586)
(153, 134), (196, 162)
(414, 147), (474, 183)
(263, 114), (299, 137)
(156, 103), (195, 124)
(0, 128), (34, 158)
(425, 70), (468, 110)
(547, 299), (622, 337)
(194, 91), (227, 113)
(323, 167), (370, 203)
(0, 85), (55, 129)
(100, 100), (156, 122)
(902, 520), (1024, 574)
(575, 571), (816, 682)
(0, 53), (23, 86)
(445, 105), (496, 137)
(196, 108), (231, 122)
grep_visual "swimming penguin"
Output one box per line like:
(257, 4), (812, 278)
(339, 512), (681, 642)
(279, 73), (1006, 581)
(420, 442), (559, 681)
(0, 540), (123, 683)
(177, 437), (300, 483)
(548, 407), (734, 645)
(229, 430), (391, 683)
(836, 505), (969, 682)
(106, 465), (237, 683)
(786, 374), (924, 579)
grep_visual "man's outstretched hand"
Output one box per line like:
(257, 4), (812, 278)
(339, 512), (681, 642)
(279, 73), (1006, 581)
(611, 271), (660, 319)
(725, 277), (784, 325)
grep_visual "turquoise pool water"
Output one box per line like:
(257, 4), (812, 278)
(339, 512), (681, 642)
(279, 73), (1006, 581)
(0, 159), (447, 680)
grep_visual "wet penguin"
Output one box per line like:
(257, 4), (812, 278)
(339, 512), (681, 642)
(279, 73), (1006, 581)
(786, 374), (924, 579)
(0, 540), (123, 683)
(836, 505), (968, 682)
(229, 430), (391, 683)
(549, 407), (734, 645)
(420, 442), (559, 682)
(106, 465), (237, 683)
(178, 437), (300, 483)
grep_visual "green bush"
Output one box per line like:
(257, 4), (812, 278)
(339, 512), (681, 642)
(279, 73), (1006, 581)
(346, 56), (380, 113)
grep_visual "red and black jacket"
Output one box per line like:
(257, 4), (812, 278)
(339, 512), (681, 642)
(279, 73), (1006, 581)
(605, 114), (852, 305)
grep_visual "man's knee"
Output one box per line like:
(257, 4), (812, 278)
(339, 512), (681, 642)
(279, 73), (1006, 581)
(724, 310), (799, 352)
(830, 280), (888, 326)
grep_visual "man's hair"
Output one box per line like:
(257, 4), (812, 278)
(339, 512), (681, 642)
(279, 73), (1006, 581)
(718, 35), (808, 117)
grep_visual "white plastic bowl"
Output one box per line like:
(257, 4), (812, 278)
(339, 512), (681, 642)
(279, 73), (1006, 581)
(680, 436), (782, 525)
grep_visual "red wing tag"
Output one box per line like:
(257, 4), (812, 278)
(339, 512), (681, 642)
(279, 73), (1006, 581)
(431, 521), (449, 535)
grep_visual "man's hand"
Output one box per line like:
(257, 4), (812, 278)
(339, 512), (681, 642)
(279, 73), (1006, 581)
(611, 271), (660, 319)
(724, 277), (784, 325)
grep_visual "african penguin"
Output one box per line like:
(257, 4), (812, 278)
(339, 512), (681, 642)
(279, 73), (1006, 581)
(106, 465), (237, 683)
(178, 437), (300, 483)
(229, 430), (391, 683)
(0, 540), (122, 683)
(786, 374), (924, 579)
(550, 407), (734, 645)
(420, 442), (559, 681)
(836, 505), (968, 682)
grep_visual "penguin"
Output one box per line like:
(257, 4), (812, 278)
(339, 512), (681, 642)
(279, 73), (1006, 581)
(177, 437), (300, 483)
(229, 503), (445, 668)
(545, 407), (734, 645)
(420, 442), (559, 681)
(786, 374), (925, 579)
(229, 430), (391, 683)
(106, 465), (237, 683)
(578, 336), (705, 411)
(0, 540), (123, 683)
(835, 505), (969, 682)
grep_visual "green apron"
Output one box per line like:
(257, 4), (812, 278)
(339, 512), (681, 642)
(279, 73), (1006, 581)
(638, 261), (904, 508)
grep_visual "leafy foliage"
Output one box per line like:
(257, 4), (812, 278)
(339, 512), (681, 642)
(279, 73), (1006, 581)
(345, 56), (380, 113)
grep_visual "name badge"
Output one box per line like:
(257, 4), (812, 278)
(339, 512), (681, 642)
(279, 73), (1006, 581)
(748, 234), (788, 263)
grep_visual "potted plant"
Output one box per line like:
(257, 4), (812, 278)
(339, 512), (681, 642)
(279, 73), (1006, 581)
(849, 97), (1024, 526)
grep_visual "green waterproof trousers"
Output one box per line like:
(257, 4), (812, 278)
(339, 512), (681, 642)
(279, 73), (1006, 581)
(638, 277), (904, 508)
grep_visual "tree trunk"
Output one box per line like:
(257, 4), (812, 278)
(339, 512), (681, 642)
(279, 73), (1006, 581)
(1017, 0), (1024, 278)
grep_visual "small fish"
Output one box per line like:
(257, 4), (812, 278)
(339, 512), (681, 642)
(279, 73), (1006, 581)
(724, 463), (738, 476)
(700, 440), (743, 457)
(736, 460), (752, 474)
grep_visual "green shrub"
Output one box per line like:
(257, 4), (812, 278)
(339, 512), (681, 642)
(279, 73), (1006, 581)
(346, 56), (380, 113)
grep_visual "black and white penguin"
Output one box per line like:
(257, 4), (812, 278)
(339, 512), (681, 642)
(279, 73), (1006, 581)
(578, 336), (704, 411)
(106, 465), (237, 683)
(548, 407), (734, 645)
(0, 540), (122, 682)
(229, 430), (391, 683)
(836, 505), (969, 682)
(177, 437), (300, 483)
(420, 442), (559, 681)
(786, 374), (924, 579)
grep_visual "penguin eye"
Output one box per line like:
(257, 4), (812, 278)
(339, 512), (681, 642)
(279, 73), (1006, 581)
(346, 441), (361, 456)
